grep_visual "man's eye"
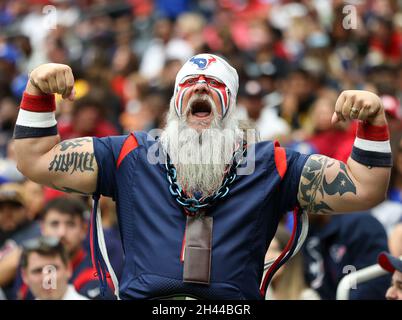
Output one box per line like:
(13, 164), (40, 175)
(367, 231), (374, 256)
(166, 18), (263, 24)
(208, 79), (223, 87)
(186, 79), (196, 84)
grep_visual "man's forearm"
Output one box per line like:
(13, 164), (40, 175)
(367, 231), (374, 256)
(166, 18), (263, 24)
(346, 157), (391, 207)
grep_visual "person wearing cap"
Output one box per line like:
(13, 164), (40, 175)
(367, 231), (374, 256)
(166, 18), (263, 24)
(378, 252), (402, 300)
(9, 196), (115, 300)
(0, 183), (41, 299)
(12, 55), (392, 299)
(20, 236), (88, 300)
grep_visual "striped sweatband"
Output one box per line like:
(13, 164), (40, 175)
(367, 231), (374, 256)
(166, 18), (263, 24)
(14, 92), (58, 139)
(351, 121), (392, 167)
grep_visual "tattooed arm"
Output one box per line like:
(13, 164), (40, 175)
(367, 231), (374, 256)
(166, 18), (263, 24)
(14, 136), (97, 195)
(14, 64), (98, 195)
(297, 155), (390, 214)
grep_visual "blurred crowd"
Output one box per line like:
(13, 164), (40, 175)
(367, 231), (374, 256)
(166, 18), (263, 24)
(0, 0), (402, 300)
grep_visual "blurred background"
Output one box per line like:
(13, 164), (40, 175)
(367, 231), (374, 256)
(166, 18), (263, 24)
(0, 0), (402, 300)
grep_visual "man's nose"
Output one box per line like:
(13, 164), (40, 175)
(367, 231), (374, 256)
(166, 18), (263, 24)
(56, 224), (67, 238)
(193, 77), (210, 94)
(386, 286), (397, 300)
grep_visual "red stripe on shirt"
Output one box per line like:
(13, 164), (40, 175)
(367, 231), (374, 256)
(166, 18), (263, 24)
(274, 141), (287, 180)
(117, 133), (138, 168)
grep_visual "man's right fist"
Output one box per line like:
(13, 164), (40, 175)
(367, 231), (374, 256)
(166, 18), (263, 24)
(27, 63), (75, 100)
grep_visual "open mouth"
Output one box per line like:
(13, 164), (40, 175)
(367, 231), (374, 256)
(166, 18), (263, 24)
(190, 100), (212, 118)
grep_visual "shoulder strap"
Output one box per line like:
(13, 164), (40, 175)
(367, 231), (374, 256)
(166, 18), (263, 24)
(273, 140), (287, 180)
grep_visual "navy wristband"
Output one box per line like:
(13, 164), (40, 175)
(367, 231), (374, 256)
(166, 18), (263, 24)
(13, 125), (58, 139)
(351, 146), (392, 167)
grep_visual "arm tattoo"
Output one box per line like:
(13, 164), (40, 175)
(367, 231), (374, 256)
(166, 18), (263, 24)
(48, 152), (95, 174)
(59, 138), (91, 151)
(299, 156), (357, 214)
(323, 162), (356, 196)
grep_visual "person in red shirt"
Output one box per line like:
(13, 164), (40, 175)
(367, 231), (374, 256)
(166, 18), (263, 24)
(306, 94), (356, 163)
(58, 95), (118, 140)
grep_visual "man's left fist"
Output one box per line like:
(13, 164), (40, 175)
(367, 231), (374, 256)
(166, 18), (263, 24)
(331, 90), (386, 126)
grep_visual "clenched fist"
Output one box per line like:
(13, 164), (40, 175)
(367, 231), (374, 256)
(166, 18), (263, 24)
(26, 63), (75, 100)
(331, 90), (387, 126)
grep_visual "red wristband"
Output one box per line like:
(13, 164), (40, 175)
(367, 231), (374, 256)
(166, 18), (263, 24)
(356, 121), (389, 141)
(20, 92), (56, 112)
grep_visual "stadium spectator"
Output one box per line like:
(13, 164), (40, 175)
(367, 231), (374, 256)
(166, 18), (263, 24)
(58, 94), (119, 140)
(0, 182), (41, 299)
(1, 196), (113, 300)
(15, 196), (114, 300)
(21, 236), (88, 300)
(303, 213), (391, 300)
(377, 251), (402, 300)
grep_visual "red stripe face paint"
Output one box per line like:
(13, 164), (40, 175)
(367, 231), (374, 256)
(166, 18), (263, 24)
(174, 75), (230, 118)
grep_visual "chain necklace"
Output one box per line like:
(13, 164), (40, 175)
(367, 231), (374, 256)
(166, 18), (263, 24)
(165, 141), (247, 216)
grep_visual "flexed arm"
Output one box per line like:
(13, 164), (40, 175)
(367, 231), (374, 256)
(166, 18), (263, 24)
(298, 90), (392, 214)
(14, 64), (98, 195)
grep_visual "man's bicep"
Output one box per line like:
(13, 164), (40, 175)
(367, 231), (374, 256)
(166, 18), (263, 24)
(297, 154), (365, 214)
(41, 137), (98, 195)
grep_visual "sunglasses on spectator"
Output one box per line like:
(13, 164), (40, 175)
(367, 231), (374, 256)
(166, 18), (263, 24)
(23, 236), (61, 251)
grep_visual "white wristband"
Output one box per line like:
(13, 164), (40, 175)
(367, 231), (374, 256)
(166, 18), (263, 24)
(16, 109), (57, 128)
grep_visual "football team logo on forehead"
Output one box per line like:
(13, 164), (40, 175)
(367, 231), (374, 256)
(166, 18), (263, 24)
(189, 56), (216, 70)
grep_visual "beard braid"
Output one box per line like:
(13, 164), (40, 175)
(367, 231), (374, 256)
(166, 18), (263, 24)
(160, 95), (243, 197)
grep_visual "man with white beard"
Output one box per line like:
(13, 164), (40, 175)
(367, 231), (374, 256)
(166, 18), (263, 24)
(13, 54), (392, 299)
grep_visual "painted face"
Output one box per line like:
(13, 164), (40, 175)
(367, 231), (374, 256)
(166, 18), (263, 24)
(175, 74), (231, 120)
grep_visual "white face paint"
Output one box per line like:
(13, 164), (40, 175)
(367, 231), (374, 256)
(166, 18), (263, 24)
(160, 97), (243, 196)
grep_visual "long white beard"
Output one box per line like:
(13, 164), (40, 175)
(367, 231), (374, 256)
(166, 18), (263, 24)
(160, 95), (243, 196)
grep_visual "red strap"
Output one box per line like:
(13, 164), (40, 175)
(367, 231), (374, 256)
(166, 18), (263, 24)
(357, 122), (389, 141)
(273, 140), (287, 180)
(117, 133), (138, 168)
(260, 208), (298, 297)
(20, 92), (56, 112)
